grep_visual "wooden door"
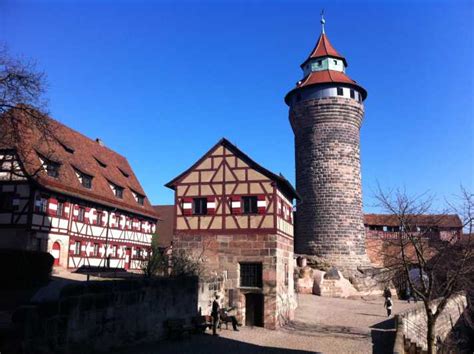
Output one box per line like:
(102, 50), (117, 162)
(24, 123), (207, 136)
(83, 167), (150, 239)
(52, 242), (61, 266)
(245, 293), (264, 327)
(125, 248), (131, 270)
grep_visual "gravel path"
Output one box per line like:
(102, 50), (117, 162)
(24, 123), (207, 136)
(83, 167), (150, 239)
(117, 294), (416, 354)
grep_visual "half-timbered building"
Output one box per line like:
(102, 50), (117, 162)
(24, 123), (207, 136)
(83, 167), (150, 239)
(0, 109), (157, 270)
(166, 138), (299, 329)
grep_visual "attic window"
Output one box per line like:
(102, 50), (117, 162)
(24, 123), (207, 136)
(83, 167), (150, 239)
(74, 169), (93, 189)
(132, 191), (145, 205)
(38, 154), (60, 178)
(118, 167), (129, 178)
(94, 157), (107, 168)
(317, 60), (322, 66)
(56, 139), (74, 154)
(109, 182), (124, 199)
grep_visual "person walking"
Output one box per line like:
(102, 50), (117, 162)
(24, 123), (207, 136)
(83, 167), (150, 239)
(383, 286), (392, 300)
(211, 294), (220, 336)
(384, 296), (393, 317)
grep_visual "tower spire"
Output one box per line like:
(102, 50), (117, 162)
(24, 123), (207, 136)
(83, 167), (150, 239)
(320, 10), (326, 34)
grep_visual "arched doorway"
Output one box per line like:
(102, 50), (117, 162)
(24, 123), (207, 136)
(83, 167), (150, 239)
(52, 242), (61, 266)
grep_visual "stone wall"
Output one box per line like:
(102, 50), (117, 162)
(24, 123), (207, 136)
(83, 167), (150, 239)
(290, 97), (370, 273)
(173, 232), (297, 329)
(13, 277), (198, 353)
(393, 292), (468, 353)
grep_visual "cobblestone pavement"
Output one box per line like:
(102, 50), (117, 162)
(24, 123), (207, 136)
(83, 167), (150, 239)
(117, 294), (416, 354)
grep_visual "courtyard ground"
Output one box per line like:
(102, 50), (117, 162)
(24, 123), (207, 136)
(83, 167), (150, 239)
(117, 294), (417, 354)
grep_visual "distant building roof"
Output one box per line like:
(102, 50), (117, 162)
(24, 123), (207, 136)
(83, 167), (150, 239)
(1, 107), (157, 219)
(153, 205), (174, 248)
(364, 214), (462, 228)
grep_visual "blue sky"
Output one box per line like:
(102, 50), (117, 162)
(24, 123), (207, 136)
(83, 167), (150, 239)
(2, 0), (473, 211)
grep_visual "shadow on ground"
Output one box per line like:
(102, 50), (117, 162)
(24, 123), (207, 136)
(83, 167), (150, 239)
(114, 333), (319, 354)
(282, 320), (370, 340)
(370, 317), (396, 354)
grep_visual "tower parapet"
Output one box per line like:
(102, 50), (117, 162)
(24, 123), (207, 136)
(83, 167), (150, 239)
(286, 18), (370, 273)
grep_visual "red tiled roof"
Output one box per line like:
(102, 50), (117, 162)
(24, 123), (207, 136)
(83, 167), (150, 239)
(153, 205), (174, 248)
(303, 33), (346, 66)
(364, 214), (462, 228)
(285, 70), (367, 103)
(1, 108), (157, 219)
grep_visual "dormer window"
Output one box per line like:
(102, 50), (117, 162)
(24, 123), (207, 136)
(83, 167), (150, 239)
(333, 59), (337, 65)
(132, 191), (145, 205)
(109, 182), (124, 198)
(56, 139), (74, 154)
(38, 154), (60, 178)
(94, 157), (107, 168)
(118, 167), (129, 178)
(74, 169), (92, 189)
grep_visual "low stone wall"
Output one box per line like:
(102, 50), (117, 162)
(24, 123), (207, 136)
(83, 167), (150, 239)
(13, 277), (198, 353)
(393, 292), (468, 354)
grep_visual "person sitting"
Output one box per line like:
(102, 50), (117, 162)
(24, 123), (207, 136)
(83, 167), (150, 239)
(219, 307), (239, 331)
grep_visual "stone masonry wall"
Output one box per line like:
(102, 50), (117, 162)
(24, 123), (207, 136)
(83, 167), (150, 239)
(394, 292), (468, 353)
(13, 277), (198, 353)
(290, 96), (370, 273)
(173, 232), (296, 329)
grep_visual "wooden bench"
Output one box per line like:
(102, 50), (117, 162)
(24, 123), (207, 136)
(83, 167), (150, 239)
(165, 318), (193, 339)
(193, 315), (213, 333)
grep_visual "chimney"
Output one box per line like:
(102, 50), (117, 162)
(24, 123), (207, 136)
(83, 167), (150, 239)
(96, 138), (104, 146)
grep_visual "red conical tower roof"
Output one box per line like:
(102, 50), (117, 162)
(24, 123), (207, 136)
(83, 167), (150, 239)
(301, 33), (347, 67)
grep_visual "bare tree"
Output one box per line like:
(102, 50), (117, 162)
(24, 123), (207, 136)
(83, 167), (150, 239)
(0, 44), (55, 179)
(374, 185), (473, 354)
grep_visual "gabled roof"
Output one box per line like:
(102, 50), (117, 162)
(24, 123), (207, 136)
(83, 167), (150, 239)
(364, 214), (463, 228)
(0, 108), (157, 219)
(301, 33), (347, 67)
(165, 138), (300, 201)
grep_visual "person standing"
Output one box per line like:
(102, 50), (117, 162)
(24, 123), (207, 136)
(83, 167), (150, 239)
(383, 287), (392, 300)
(384, 296), (393, 317)
(211, 294), (220, 336)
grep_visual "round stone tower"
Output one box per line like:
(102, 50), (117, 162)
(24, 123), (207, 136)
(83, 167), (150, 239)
(285, 17), (370, 272)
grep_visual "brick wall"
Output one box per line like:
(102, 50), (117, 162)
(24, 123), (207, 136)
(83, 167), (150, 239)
(290, 97), (370, 273)
(393, 292), (468, 353)
(13, 277), (198, 353)
(173, 232), (296, 329)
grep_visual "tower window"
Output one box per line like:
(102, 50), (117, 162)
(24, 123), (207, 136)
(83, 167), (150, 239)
(333, 59), (338, 65)
(350, 89), (355, 99)
(317, 60), (322, 66)
(337, 88), (344, 96)
(240, 263), (262, 288)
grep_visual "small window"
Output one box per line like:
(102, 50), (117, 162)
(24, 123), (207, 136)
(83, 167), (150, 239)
(240, 263), (262, 288)
(35, 197), (48, 214)
(78, 207), (85, 222)
(75, 169), (93, 189)
(337, 87), (344, 96)
(242, 196), (258, 215)
(133, 191), (145, 205)
(285, 263), (289, 286)
(93, 243), (99, 257)
(333, 59), (337, 65)
(56, 201), (64, 217)
(136, 248), (141, 258)
(96, 211), (103, 225)
(193, 198), (207, 215)
(109, 182), (124, 199)
(0, 193), (14, 211)
(118, 167), (130, 178)
(57, 139), (75, 154)
(358, 94), (362, 103)
(112, 245), (117, 257)
(350, 89), (355, 99)
(74, 241), (81, 255)
(38, 154), (60, 178)
(317, 60), (322, 66)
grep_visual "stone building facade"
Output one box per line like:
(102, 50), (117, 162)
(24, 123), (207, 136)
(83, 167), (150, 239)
(165, 138), (299, 329)
(285, 22), (370, 273)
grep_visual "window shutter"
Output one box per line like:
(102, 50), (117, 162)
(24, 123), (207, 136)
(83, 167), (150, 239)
(64, 202), (71, 218)
(230, 196), (242, 215)
(182, 197), (193, 216)
(72, 204), (79, 221)
(257, 195), (266, 215)
(207, 196), (216, 215)
(47, 197), (58, 216)
(101, 210), (108, 226)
